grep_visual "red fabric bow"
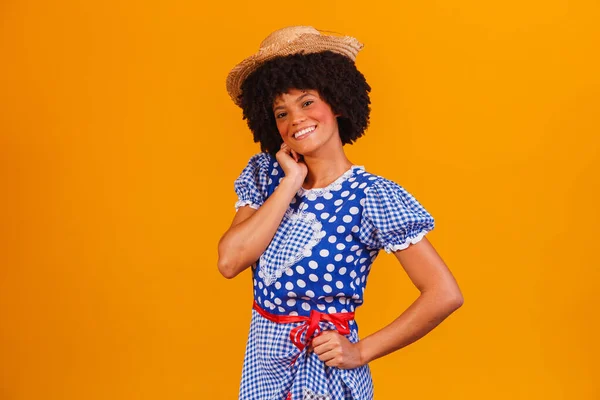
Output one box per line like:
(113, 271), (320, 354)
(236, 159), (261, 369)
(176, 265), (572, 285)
(253, 301), (355, 353)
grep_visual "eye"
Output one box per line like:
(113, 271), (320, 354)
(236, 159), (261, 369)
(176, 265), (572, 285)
(303, 100), (314, 107)
(276, 112), (287, 119)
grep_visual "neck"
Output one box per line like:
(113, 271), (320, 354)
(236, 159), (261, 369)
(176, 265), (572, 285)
(301, 137), (353, 190)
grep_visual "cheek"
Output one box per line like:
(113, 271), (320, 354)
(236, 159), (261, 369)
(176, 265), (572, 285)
(313, 104), (337, 124)
(275, 119), (290, 140)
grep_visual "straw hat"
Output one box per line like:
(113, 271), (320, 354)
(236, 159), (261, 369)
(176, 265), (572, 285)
(226, 26), (364, 106)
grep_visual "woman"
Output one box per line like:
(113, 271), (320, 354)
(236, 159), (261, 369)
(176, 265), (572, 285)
(218, 26), (463, 400)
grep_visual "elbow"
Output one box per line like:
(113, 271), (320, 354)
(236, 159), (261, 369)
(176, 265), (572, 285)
(217, 236), (238, 279)
(217, 235), (253, 279)
(444, 289), (464, 312)
(425, 286), (463, 313)
(217, 257), (239, 279)
(450, 293), (464, 311)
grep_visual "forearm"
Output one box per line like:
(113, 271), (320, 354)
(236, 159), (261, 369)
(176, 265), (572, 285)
(357, 289), (463, 365)
(218, 177), (300, 278)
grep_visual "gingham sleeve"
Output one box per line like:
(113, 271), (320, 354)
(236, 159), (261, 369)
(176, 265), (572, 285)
(359, 177), (435, 253)
(234, 152), (272, 211)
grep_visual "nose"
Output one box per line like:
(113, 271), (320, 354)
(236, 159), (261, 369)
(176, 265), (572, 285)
(290, 109), (306, 126)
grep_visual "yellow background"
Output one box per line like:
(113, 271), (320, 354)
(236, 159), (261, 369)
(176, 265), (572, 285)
(1, 0), (598, 398)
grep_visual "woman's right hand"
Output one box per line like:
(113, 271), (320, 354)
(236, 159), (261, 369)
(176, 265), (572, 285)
(276, 142), (308, 189)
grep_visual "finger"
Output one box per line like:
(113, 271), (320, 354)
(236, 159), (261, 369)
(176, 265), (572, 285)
(291, 149), (298, 162)
(317, 348), (338, 363)
(313, 341), (336, 356)
(315, 330), (339, 341)
(325, 358), (341, 368)
(311, 332), (333, 347)
(278, 143), (293, 157)
(313, 335), (338, 354)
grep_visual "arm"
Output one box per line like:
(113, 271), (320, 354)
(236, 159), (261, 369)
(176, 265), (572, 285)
(357, 237), (463, 363)
(217, 177), (302, 279)
(311, 237), (463, 368)
(217, 144), (307, 279)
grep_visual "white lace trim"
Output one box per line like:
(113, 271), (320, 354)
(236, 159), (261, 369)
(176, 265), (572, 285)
(383, 230), (429, 253)
(297, 165), (364, 198)
(235, 200), (260, 211)
(259, 209), (324, 286)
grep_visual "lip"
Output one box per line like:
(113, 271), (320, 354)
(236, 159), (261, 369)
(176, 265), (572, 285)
(293, 125), (317, 141)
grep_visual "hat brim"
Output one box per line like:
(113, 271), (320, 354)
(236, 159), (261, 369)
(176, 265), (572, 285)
(226, 34), (363, 107)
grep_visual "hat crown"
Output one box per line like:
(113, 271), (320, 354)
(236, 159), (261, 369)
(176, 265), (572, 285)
(227, 26), (363, 107)
(259, 26), (320, 50)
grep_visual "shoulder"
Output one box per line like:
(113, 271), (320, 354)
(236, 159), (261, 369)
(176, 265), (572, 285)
(234, 152), (279, 209)
(245, 152), (275, 170)
(352, 168), (402, 194)
(236, 152), (279, 182)
(357, 169), (432, 215)
(235, 152), (277, 188)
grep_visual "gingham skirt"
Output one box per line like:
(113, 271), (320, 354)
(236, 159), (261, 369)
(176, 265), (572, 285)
(238, 303), (374, 400)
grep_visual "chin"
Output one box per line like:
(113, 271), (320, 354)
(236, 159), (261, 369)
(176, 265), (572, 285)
(294, 142), (320, 156)
(290, 133), (333, 156)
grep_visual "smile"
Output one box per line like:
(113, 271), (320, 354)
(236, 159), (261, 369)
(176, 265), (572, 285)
(293, 125), (316, 140)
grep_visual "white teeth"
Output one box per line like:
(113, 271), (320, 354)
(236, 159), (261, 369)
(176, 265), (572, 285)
(294, 126), (315, 139)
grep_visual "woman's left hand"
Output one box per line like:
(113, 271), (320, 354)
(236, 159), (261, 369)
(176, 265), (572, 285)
(308, 330), (364, 370)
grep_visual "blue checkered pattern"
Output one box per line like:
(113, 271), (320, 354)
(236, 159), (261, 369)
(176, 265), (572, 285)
(239, 309), (373, 400)
(234, 152), (273, 211)
(259, 210), (322, 286)
(234, 153), (435, 399)
(359, 178), (435, 253)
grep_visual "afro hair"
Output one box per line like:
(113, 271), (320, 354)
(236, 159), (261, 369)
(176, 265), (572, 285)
(238, 51), (371, 156)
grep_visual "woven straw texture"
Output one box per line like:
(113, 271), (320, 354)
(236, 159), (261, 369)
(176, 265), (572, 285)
(226, 26), (363, 106)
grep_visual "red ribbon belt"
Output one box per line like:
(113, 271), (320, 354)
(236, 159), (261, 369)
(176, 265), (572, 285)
(253, 300), (355, 353)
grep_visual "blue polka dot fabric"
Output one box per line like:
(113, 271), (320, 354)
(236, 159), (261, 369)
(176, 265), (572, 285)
(234, 152), (435, 400)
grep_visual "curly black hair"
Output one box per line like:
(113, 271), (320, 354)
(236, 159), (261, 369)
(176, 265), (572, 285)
(238, 51), (371, 156)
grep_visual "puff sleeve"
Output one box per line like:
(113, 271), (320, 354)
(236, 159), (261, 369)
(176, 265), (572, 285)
(233, 152), (272, 211)
(359, 177), (435, 253)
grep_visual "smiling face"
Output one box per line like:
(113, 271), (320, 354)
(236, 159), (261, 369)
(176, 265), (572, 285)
(272, 89), (341, 156)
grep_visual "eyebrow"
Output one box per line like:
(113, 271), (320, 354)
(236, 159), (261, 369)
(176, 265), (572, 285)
(273, 92), (314, 112)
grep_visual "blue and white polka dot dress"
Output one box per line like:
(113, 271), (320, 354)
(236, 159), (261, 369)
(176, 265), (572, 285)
(234, 152), (435, 400)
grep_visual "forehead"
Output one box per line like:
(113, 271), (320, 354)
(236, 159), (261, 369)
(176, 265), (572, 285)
(273, 88), (319, 105)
